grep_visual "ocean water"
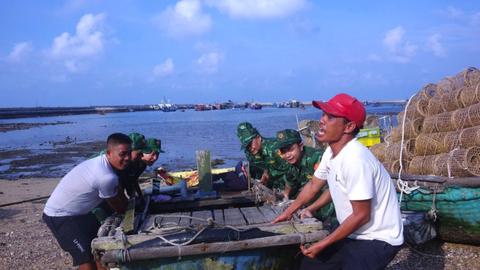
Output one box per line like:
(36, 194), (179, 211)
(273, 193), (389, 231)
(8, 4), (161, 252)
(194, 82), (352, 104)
(0, 105), (402, 175)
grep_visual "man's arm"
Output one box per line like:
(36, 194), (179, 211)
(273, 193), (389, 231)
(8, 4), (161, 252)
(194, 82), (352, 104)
(300, 189), (332, 219)
(272, 176), (327, 223)
(283, 184), (292, 200)
(301, 199), (371, 258)
(105, 186), (128, 214)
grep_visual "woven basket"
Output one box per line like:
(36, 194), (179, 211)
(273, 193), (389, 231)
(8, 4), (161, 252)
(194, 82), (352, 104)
(459, 126), (480, 147)
(426, 95), (446, 116)
(390, 118), (423, 142)
(441, 88), (464, 112)
(407, 155), (436, 175)
(423, 111), (454, 133)
(414, 132), (447, 156)
(433, 147), (480, 177)
(419, 83), (438, 100)
(384, 140), (415, 163)
(460, 83), (480, 107)
(442, 131), (462, 153)
(460, 67), (480, 87)
(369, 142), (386, 162)
(467, 103), (480, 127)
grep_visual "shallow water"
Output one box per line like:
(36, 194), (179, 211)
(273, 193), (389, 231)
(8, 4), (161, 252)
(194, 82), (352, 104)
(0, 105), (402, 179)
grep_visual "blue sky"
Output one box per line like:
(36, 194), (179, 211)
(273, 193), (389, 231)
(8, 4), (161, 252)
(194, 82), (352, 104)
(1, 0), (479, 107)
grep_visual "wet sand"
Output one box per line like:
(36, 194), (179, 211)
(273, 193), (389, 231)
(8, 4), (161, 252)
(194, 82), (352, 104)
(0, 121), (73, 133)
(1, 178), (479, 269)
(0, 140), (105, 180)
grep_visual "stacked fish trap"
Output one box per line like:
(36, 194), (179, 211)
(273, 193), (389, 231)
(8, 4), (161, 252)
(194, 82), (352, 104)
(371, 67), (480, 177)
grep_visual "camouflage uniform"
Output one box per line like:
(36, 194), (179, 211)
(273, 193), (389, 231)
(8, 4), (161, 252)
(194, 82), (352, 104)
(275, 129), (335, 221)
(237, 122), (289, 189)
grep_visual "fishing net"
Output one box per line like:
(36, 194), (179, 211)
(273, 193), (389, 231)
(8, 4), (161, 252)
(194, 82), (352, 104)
(460, 83), (480, 107)
(436, 67), (479, 94)
(422, 111), (454, 133)
(370, 142), (386, 162)
(414, 132), (447, 156)
(433, 147), (480, 177)
(390, 118), (423, 142)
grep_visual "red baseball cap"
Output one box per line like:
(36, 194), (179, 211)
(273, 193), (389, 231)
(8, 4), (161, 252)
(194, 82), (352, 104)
(312, 93), (366, 128)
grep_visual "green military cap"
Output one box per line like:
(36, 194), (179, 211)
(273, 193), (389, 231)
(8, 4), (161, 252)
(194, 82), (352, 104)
(237, 122), (259, 149)
(128, 132), (148, 151)
(274, 129), (302, 150)
(144, 138), (165, 153)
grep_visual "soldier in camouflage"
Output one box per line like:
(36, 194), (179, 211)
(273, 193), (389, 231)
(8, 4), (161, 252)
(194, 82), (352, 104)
(236, 122), (289, 191)
(275, 129), (334, 221)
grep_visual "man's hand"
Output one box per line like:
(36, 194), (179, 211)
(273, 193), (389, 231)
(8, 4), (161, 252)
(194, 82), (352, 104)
(300, 208), (313, 220)
(271, 211), (292, 224)
(300, 240), (329, 259)
(260, 170), (270, 185)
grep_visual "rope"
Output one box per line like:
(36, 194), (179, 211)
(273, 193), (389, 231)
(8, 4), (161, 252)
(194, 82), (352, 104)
(117, 228), (131, 263)
(397, 93), (420, 204)
(427, 190), (438, 222)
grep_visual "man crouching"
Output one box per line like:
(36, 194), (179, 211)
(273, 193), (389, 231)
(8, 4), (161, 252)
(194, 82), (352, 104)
(43, 133), (130, 270)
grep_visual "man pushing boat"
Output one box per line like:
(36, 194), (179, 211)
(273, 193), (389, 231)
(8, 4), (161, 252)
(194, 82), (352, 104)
(43, 133), (130, 270)
(236, 122), (290, 194)
(273, 93), (404, 269)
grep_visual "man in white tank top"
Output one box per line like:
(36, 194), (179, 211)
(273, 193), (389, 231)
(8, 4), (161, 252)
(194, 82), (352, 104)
(43, 133), (131, 270)
(273, 93), (403, 270)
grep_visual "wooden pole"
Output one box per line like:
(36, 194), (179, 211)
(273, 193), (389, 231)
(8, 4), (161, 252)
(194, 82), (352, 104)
(100, 230), (329, 264)
(196, 150), (212, 192)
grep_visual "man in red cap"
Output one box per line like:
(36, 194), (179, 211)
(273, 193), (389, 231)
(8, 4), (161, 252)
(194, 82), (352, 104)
(273, 93), (403, 269)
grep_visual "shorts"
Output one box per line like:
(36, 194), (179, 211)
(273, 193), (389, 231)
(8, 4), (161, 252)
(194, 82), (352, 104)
(42, 212), (100, 266)
(300, 238), (401, 270)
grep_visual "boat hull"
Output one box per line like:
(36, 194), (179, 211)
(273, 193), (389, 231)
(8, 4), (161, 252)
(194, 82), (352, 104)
(118, 246), (300, 270)
(400, 187), (480, 245)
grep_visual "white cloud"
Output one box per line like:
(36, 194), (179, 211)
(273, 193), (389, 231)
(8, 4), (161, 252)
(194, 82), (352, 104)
(6, 42), (33, 63)
(382, 26), (417, 63)
(206, 0), (306, 19)
(196, 51), (224, 74)
(47, 13), (106, 73)
(427, 34), (446, 57)
(153, 0), (211, 38)
(444, 6), (463, 19)
(153, 58), (174, 77)
(367, 53), (382, 62)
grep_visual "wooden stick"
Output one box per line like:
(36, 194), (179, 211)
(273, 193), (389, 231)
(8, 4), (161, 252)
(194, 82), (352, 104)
(196, 150), (212, 192)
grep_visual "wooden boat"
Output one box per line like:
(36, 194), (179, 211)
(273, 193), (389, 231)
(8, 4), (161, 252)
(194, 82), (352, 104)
(92, 166), (328, 269)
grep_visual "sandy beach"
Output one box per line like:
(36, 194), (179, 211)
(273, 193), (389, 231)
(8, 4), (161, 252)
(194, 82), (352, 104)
(1, 178), (480, 270)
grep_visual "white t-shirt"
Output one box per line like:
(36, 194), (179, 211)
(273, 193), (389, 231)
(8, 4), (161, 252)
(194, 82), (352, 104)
(44, 155), (119, 216)
(314, 139), (404, 246)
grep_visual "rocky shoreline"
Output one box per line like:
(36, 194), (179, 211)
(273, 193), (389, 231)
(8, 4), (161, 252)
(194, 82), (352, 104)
(1, 178), (479, 269)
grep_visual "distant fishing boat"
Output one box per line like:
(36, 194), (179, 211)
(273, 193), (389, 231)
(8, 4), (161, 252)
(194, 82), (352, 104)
(249, 103), (262, 110)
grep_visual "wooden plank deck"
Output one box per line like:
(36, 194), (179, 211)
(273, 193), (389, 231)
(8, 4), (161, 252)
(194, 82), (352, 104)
(142, 204), (287, 229)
